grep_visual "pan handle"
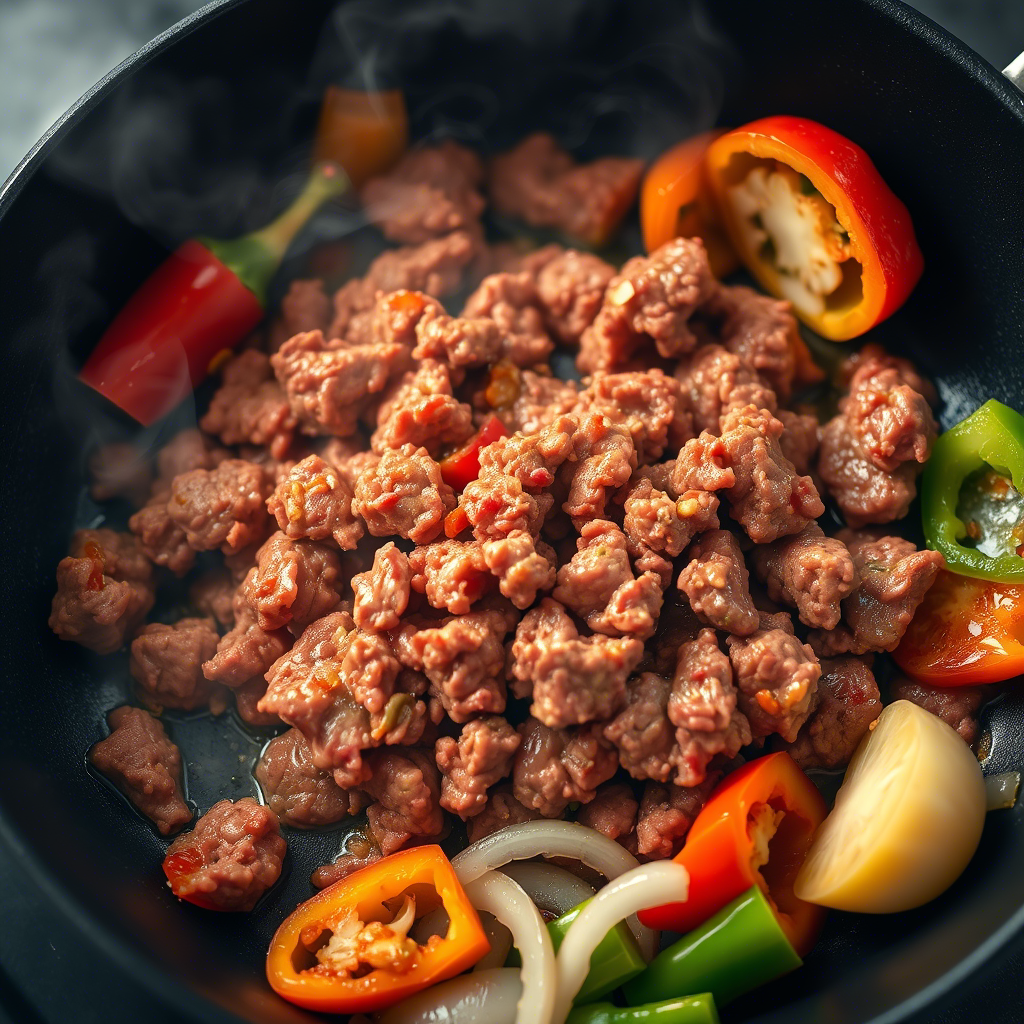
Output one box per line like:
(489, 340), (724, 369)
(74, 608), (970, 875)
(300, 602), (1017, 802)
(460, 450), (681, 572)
(1004, 51), (1024, 90)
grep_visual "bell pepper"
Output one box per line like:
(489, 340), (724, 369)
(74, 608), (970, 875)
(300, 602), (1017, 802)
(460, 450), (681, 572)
(641, 130), (739, 278)
(265, 845), (489, 1014)
(314, 87), (408, 187)
(79, 162), (348, 425)
(921, 400), (1024, 582)
(894, 570), (1024, 685)
(567, 993), (720, 1024)
(638, 752), (825, 957)
(507, 897), (646, 1004)
(625, 887), (802, 1008)
(705, 116), (923, 341)
(439, 414), (511, 490)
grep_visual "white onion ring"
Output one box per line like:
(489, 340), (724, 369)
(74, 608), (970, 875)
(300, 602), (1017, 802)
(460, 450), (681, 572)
(473, 911), (514, 971)
(464, 870), (555, 1024)
(501, 861), (596, 917)
(377, 967), (521, 1024)
(552, 860), (690, 1024)
(452, 820), (658, 960)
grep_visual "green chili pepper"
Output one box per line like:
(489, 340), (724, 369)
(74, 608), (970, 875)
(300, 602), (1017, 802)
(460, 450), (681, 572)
(566, 993), (719, 1024)
(922, 400), (1024, 582)
(623, 887), (802, 1007)
(507, 898), (645, 1003)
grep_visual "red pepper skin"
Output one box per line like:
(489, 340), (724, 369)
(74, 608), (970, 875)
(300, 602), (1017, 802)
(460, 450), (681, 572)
(439, 415), (511, 490)
(638, 753), (826, 956)
(162, 847), (224, 911)
(79, 239), (263, 425)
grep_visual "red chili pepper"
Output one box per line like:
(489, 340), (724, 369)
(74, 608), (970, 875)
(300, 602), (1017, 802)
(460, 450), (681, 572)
(638, 752), (826, 956)
(79, 162), (349, 425)
(705, 116), (923, 341)
(439, 415), (511, 490)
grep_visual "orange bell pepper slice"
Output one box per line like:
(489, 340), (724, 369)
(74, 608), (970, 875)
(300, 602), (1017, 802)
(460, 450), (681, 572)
(314, 87), (409, 188)
(705, 116), (923, 341)
(266, 846), (489, 1014)
(638, 752), (826, 956)
(641, 129), (739, 278)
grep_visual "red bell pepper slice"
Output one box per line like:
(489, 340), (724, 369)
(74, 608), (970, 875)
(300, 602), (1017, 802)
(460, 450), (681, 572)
(439, 414), (510, 490)
(638, 752), (826, 956)
(705, 116), (923, 341)
(266, 846), (489, 1014)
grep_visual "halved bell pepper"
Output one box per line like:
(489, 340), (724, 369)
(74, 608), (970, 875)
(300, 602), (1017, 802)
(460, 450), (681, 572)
(567, 992), (719, 1024)
(705, 116), (923, 341)
(638, 752), (825, 956)
(921, 400), (1024, 582)
(266, 845), (489, 1014)
(439, 414), (511, 490)
(625, 887), (802, 1007)
(314, 87), (409, 187)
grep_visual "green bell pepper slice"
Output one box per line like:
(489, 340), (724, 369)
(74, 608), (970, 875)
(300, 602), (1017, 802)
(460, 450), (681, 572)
(623, 886), (802, 1007)
(922, 399), (1024, 582)
(507, 898), (646, 1003)
(566, 993), (719, 1024)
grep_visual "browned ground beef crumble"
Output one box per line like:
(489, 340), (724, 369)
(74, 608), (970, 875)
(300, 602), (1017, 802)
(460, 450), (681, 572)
(58, 133), (962, 908)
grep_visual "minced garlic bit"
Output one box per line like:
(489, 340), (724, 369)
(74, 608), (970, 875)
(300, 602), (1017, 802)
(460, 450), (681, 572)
(728, 165), (852, 316)
(748, 801), (786, 880)
(314, 894), (420, 977)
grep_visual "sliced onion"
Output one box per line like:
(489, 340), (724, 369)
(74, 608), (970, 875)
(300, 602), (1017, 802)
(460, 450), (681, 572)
(377, 967), (521, 1024)
(986, 771), (1021, 810)
(501, 861), (596, 917)
(463, 870), (555, 1024)
(452, 820), (658, 960)
(551, 860), (690, 1024)
(473, 911), (514, 971)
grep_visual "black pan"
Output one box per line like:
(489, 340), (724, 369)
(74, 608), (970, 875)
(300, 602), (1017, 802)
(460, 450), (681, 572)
(1, 1), (1023, 1021)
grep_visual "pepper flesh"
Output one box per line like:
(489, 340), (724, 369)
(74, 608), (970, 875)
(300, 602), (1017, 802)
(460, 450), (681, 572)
(314, 87), (409, 187)
(567, 993), (720, 1024)
(637, 752), (825, 956)
(922, 400), (1024, 582)
(439, 415), (511, 490)
(266, 845), (489, 1014)
(705, 116), (923, 341)
(625, 887), (802, 1008)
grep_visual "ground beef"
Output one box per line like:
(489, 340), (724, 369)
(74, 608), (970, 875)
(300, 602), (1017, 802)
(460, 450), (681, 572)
(408, 539), (491, 614)
(269, 278), (331, 351)
(88, 442), (153, 507)
(362, 748), (445, 853)
(841, 343), (939, 407)
(233, 676), (281, 727)
(200, 350), (297, 460)
(489, 132), (643, 246)
(130, 617), (221, 712)
(241, 532), (342, 633)
(360, 140), (485, 243)
(480, 416), (578, 493)
(310, 831), (383, 889)
(512, 717), (618, 817)
(511, 598), (644, 727)
(466, 784), (544, 843)
(89, 706), (191, 835)
(562, 413), (637, 524)
(460, 464), (550, 542)
(535, 249), (616, 345)
(189, 569), (236, 629)
(491, 370), (579, 436)
(156, 429), (230, 481)
(636, 772), (720, 859)
(673, 344), (778, 436)
(577, 783), (638, 853)
(266, 453), (364, 550)
(776, 409), (820, 476)
(890, 678), (989, 745)
(462, 272), (554, 367)
(670, 431), (738, 495)
(622, 477), (720, 559)
(353, 445), (455, 543)
(413, 308), (504, 368)
(578, 237), (715, 373)
(49, 529), (155, 654)
(810, 531), (944, 656)
(751, 523), (860, 630)
(727, 613), (821, 743)
(255, 728), (362, 827)
(163, 798), (285, 911)
(351, 542), (412, 631)
(435, 716), (521, 818)
(677, 529), (759, 636)
(785, 657), (881, 769)
(482, 530), (556, 609)
(128, 489), (196, 576)
(603, 673), (677, 782)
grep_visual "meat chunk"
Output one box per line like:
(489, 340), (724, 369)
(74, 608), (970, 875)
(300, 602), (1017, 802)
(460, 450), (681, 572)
(460, 465), (549, 542)
(776, 409), (820, 476)
(535, 249), (616, 345)
(482, 530), (556, 609)
(408, 539), (491, 614)
(490, 133), (643, 246)
(200, 350), (297, 460)
(255, 728), (361, 827)
(89, 706), (191, 835)
(467, 784), (543, 843)
(491, 370), (579, 436)
(602, 673), (677, 783)
(727, 614), (821, 742)
(129, 489), (196, 576)
(578, 237), (715, 373)
(202, 580), (290, 689)
(462, 272), (553, 367)
(267, 454), (364, 550)
(673, 344), (777, 436)
(155, 429), (229, 481)
(360, 140), (485, 243)
(622, 477), (720, 559)
(88, 443), (153, 507)
(269, 278), (331, 351)
(351, 543), (412, 631)
(512, 717), (618, 817)
(363, 748), (445, 853)
(413, 308), (503, 368)
(577, 783), (638, 853)
(232, 676), (282, 728)
(163, 798), (286, 911)
(189, 569), (236, 629)
(49, 529), (155, 654)
(751, 523), (860, 630)
(890, 678), (989, 746)
(841, 343), (938, 407)
(562, 413), (637, 524)
(511, 598), (644, 727)
(436, 716), (521, 818)
(785, 657), (881, 769)
(670, 431), (737, 495)
(810, 531), (944, 656)
(130, 617), (221, 712)
(677, 529), (759, 636)
(310, 831), (383, 889)
(479, 416), (578, 493)
(636, 772), (720, 859)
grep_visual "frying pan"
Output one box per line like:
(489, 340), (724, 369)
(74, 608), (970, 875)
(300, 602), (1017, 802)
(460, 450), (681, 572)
(1, 0), (1023, 1021)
